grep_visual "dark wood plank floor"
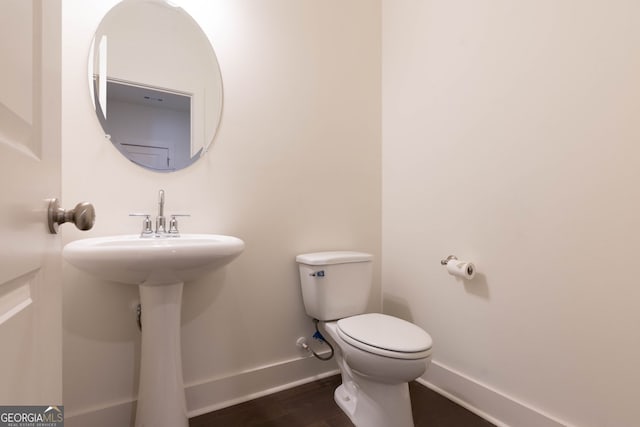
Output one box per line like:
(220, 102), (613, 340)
(190, 375), (495, 427)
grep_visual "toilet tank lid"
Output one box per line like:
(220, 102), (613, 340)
(296, 251), (373, 265)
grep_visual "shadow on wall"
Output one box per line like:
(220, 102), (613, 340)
(382, 272), (490, 317)
(63, 266), (229, 411)
(63, 266), (228, 342)
(463, 273), (490, 299)
(182, 268), (228, 323)
(382, 294), (415, 322)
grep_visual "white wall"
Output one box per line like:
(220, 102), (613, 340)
(62, 0), (380, 422)
(382, 1), (640, 426)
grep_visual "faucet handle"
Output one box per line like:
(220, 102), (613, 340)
(168, 214), (190, 236)
(129, 213), (153, 237)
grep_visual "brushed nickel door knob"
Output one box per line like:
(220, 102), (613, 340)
(47, 198), (95, 234)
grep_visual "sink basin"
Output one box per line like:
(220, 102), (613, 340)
(63, 234), (245, 285)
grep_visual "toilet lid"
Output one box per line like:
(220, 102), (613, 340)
(337, 313), (432, 357)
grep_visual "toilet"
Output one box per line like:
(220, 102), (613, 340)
(296, 251), (433, 427)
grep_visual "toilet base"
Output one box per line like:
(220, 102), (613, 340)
(333, 375), (414, 427)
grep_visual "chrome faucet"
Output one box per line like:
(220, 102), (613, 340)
(156, 189), (166, 235)
(130, 189), (189, 237)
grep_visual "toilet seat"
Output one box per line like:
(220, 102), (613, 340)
(337, 313), (432, 360)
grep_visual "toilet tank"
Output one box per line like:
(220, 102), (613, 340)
(296, 251), (373, 321)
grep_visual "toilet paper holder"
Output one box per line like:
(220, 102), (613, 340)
(440, 255), (476, 279)
(440, 255), (458, 265)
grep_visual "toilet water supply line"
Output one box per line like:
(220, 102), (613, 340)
(299, 319), (334, 361)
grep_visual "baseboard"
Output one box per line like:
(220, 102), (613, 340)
(63, 398), (135, 427)
(420, 360), (572, 427)
(65, 355), (573, 427)
(65, 355), (338, 427)
(186, 355), (338, 417)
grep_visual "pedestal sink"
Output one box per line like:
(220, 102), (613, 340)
(63, 234), (245, 427)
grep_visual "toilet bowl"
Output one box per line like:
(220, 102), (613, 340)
(329, 313), (432, 383)
(296, 251), (433, 427)
(320, 314), (432, 427)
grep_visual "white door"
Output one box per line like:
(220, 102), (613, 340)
(0, 0), (62, 405)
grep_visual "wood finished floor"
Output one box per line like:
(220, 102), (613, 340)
(189, 375), (495, 427)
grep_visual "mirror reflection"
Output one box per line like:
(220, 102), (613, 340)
(89, 0), (223, 172)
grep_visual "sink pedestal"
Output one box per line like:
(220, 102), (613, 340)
(135, 282), (188, 427)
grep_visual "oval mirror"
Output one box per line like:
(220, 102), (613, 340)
(88, 0), (223, 172)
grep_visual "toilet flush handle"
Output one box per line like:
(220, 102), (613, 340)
(310, 270), (325, 277)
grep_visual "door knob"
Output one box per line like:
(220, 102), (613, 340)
(47, 198), (96, 234)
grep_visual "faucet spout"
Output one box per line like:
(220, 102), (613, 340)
(156, 189), (166, 235)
